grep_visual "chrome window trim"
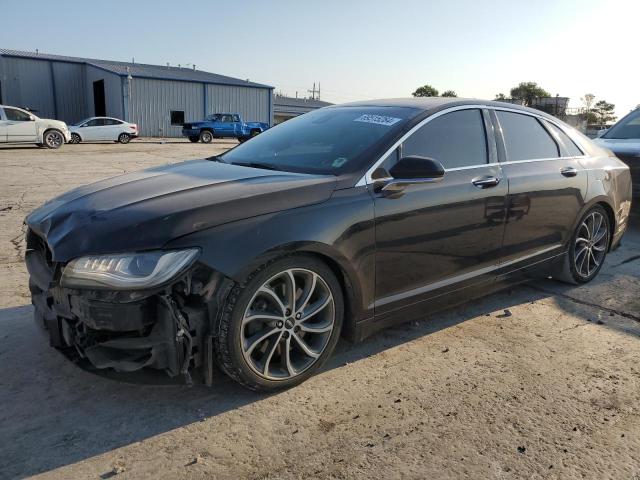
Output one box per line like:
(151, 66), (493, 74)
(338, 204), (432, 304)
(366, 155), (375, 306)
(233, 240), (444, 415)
(356, 104), (589, 186)
(356, 104), (490, 187)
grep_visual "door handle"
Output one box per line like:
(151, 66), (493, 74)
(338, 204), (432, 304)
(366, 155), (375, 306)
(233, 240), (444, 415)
(472, 175), (501, 188)
(560, 166), (578, 177)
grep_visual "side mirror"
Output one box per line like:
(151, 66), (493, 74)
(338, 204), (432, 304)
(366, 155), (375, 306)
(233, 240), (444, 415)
(375, 156), (445, 195)
(389, 156), (445, 180)
(29, 115), (36, 121)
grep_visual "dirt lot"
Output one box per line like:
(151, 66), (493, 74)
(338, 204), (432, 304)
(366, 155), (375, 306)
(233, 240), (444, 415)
(1, 140), (639, 480)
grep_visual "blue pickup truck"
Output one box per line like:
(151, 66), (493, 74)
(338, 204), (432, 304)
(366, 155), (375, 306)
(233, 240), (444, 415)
(182, 113), (270, 143)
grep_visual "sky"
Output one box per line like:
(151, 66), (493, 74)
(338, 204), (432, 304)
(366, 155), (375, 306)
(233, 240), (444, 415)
(1, 0), (638, 117)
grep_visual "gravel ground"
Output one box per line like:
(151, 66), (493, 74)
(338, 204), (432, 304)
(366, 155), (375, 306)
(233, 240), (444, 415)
(0, 140), (639, 479)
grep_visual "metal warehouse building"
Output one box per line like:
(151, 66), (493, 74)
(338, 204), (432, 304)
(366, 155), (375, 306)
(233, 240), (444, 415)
(0, 49), (273, 137)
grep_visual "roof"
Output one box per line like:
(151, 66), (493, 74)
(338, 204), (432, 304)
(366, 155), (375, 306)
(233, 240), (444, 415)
(0, 48), (273, 89)
(338, 97), (557, 118)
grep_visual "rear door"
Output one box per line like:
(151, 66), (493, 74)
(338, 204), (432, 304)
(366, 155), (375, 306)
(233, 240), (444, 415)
(217, 114), (235, 136)
(493, 109), (588, 269)
(3, 107), (37, 142)
(104, 118), (123, 140)
(373, 108), (507, 318)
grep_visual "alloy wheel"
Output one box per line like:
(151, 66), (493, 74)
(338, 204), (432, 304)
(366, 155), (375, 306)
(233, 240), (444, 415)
(574, 211), (609, 278)
(45, 131), (63, 148)
(241, 268), (335, 380)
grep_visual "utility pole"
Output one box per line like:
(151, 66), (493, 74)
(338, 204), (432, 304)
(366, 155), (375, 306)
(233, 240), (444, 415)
(307, 82), (321, 100)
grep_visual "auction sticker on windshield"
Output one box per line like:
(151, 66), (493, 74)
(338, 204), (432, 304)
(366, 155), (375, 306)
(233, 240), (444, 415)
(354, 114), (402, 126)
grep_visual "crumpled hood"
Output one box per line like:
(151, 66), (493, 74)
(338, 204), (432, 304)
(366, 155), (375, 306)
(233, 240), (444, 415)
(26, 159), (336, 262)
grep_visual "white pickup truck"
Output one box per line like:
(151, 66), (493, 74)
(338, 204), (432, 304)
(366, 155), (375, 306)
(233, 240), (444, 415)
(0, 105), (71, 149)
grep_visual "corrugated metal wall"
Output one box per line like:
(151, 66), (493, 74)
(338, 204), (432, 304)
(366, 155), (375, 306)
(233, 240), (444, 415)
(0, 57), (55, 118)
(85, 65), (123, 120)
(0, 55), (273, 136)
(206, 84), (270, 125)
(52, 62), (86, 123)
(129, 78), (204, 137)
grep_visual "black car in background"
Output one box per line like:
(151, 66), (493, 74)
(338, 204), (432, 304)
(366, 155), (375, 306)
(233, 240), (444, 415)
(25, 98), (632, 391)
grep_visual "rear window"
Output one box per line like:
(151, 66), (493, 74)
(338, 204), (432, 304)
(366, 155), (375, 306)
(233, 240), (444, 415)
(497, 111), (559, 161)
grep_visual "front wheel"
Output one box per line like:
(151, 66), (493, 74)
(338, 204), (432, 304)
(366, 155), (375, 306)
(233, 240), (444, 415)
(556, 205), (610, 284)
(214, 256), (343, 391)
(199, 130), (213, 144)
(43, 130), (64, 149)
(118, 133), (131, 144)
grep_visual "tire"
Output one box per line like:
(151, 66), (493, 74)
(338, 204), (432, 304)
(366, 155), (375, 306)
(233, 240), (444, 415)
(250, 129), (261, 137)
(188, 136), (200, 143)
(118, 133), (131, 144)
(69, 133), (81, 144)
(43, 130), (64, 149)
(555, 205), (611, 284)
(214, 255), (344, 391)
(237, 136), (248, 143)
(199, 130), (214, 144)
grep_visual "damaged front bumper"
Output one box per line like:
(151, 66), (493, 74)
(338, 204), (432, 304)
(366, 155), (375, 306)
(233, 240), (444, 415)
(25, 229), (229, 384)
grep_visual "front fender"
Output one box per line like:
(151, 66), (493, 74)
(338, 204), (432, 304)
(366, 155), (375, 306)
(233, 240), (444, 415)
(164, 187), (376, 324)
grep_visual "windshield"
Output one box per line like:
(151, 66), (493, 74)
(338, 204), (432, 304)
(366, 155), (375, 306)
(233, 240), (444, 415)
(73, 118), (90, 126)
(220, 106), (420, 175)
(603, 109), (640, 140)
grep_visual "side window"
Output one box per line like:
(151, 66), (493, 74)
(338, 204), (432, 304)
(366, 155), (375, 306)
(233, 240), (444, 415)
(221, 114), (234, 122)
(496, 111), (559, 161)
(86, 119), (101, 127)
(232, 114), (240, 122)
(402, 109), (488, 169)
(544, 121), (584, 156)
(170, 110), (185, 126)
(5, 108), (32, 122)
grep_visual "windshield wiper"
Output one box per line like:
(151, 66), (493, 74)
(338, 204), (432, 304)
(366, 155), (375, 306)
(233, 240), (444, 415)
(233, 162), (285, 172)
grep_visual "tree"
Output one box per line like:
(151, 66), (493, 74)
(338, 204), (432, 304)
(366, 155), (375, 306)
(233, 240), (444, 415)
(581, 93), (596, 124)
(441, 90), (457, 97)
(509, 82), (550, 106)
(591, 100), (616, 125)
(494, 93), (508, 100)
(412, 85), (439, 97)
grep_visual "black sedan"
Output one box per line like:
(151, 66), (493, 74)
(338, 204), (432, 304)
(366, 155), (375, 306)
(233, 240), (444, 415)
(25, 98), (633, 391)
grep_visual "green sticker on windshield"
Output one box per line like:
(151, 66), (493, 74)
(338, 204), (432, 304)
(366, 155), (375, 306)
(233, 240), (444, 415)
(332, 157), (348, 168)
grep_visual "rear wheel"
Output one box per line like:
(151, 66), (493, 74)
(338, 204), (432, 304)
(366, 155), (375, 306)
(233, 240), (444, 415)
(199, 130), (214, 143)
(118, 133), (131, 144)
(214, 256), (343, 391)
(69, 133), (81, 144)
(43, 130), (64, 149)
(556, 205), (610, 284)
(188, 136), (200, 143)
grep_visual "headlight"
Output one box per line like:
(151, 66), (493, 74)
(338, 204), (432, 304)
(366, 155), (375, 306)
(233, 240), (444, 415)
(61, 249), (199, 289)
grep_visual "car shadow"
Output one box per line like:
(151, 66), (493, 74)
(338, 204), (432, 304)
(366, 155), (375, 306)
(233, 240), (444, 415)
(2, 220), (638, 478)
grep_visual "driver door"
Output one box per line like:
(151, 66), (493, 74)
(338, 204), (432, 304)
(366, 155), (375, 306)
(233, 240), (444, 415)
(3, 107), (37, 142)
(372, 108), (507, 318)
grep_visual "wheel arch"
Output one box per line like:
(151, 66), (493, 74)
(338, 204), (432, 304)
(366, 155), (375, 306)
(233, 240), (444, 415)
(572, 196), (617, 251)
